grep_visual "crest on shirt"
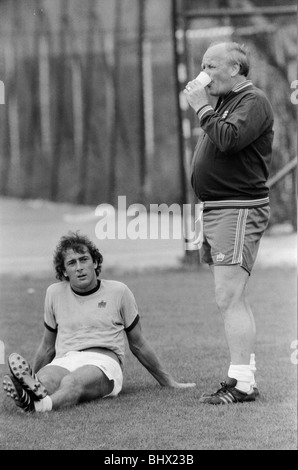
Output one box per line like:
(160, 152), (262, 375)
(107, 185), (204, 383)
(216, 253), (225, 262)
(98, 301), (107, 308)
(222, 110), (229, 119)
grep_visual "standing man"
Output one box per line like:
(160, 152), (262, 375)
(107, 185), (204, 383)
(184, 42), (274, 404)
(3, 232), (195, 412)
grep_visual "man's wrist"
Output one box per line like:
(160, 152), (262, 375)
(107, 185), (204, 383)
(195, 103), (210, 115)
(196, 103), (214, 121)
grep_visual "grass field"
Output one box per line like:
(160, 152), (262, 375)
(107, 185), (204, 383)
(0, 265), (296, 451)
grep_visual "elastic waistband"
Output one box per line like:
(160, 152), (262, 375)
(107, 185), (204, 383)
(202, 197), (269, 210)
(78, 348), (120, 365)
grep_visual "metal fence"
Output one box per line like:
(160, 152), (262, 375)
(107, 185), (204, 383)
(0, 0), (181, 207)
(0, 0), (297, 230)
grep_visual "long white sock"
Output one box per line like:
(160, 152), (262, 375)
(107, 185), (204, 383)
(250, 353), (257, 387)
(34, 395), (53, 412)
(228, 364), (253, 393)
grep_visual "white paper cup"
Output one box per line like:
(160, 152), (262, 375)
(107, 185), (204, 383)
(194, 71), (211, 87)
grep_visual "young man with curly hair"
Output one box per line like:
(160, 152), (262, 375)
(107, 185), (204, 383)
(3, 232), (195, 412)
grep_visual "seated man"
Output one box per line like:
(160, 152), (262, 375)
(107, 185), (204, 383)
(3, 232), (195, 412)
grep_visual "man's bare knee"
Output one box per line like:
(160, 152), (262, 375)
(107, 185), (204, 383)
(55, 366), (114, 403)
(214, 266), (249, 313)
(215, 285), (233, 313)
(74, 366), (114, 401)
(37, 365), (69, 395)
(56, 374), (84, 405)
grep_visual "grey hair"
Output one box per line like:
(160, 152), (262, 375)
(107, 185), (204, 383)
(209, 41), (250, 77)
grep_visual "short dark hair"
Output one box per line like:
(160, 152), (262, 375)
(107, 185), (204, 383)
(209, 41), (250, 77)
(53, 231), (103, 281)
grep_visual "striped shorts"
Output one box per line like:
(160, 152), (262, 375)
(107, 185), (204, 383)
(200, 205), (270, 274)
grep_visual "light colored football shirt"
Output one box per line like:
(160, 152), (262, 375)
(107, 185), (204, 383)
(44, 279), (139, 368)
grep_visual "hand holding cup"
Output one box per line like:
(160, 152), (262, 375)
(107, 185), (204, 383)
(184, 71), (211, 112)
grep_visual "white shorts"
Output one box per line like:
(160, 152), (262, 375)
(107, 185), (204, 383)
(46, 351), (123, 398)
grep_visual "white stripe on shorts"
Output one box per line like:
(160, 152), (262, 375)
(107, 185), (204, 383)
(232, 208), (248, 264)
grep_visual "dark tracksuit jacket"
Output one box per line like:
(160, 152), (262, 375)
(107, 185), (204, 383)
(191, 80), (274, 209)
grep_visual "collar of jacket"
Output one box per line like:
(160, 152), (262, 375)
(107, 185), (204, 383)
(215, 80), (254, 110)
